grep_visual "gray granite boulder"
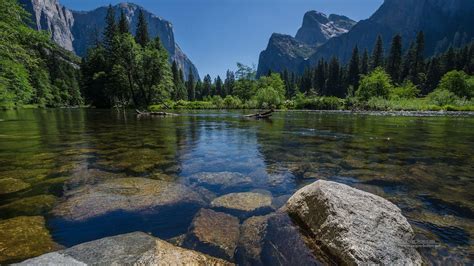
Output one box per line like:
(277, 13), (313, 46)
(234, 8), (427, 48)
(17, 232), (232, 265)
(285, 180), (423, 265)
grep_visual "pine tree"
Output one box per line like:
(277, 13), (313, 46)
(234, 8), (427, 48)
(401, 42), (415, 82)
(443, 47), (456, 73)
(371, 35), (384, 70)
(409, 31), (425, 85)
(326, 57), (342, 97)
(360, 49), (369, 75)
(103, 5), (117, 51)
(215, 76), (223, 97)
(186, 68), (195, 101)
(202, 75), (212, 98)
(386, 34), (402, 83)
(224, 70), (235, 96)
(347, 46), (360, 89)
(172, 61), (186, 100)
(301, 68), (313, 93)
(424, 58), (441, 95)
(135, 9), (149, 47)
(118, 9), (129, 34)
(195, 79), (203, 100)
(316, 59), (326, 95)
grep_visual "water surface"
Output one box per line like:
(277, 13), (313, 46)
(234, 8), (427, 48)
(0, 109), (473, 263)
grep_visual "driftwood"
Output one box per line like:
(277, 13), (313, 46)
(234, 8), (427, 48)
(135, 110), (178, 116)
(244, 109), (274, 119)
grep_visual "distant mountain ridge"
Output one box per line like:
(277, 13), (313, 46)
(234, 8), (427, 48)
(20, 0), (199, 79)
(257, 11), (355, 77)
(308, 0), (474, 66)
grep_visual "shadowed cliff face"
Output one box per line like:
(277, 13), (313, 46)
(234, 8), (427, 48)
(308, 0), (474, 65)
(19, 0), (199, 80)
(257, 11), (355, 77)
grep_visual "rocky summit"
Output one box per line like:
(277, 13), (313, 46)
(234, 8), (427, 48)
(257, 11), (355, 77)
(19, 0), (199, 79)
(285, 180), (423, 265)
(16, 232), (233, 265)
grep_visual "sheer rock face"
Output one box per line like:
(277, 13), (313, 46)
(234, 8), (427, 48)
(309, 0), (474, 65)
(295, 11), (355, 46)
(285, 180), (423, 265)
(17, 232), (233, 265)
(257, 11), (354, 77)
(19, 1), (199, 79)
(20, 0), (75, 51)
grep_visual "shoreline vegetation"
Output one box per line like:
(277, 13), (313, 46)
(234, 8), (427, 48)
(2, 1), (474, 113)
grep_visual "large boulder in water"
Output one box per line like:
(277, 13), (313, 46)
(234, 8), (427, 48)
(183, 209), (240, 261)
(17, 232), (232, 265)
(285, 180), (422, 265)
(211, 192), (274, 218)
(52, 177), (208, 221)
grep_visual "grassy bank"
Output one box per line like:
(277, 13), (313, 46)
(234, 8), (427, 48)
(149, 96), (474, 112)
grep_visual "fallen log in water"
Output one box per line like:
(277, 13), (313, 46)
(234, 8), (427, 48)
(244, 109), (274, 119)
(135, 110), (178, 116)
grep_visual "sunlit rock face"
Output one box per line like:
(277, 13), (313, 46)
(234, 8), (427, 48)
(20, 0), (75, 51)
(308, 0), (474, 65)
(17, 232), (233, 265)
(19, 1), (200, 79)
(285, 180), (423, 265)
(256, 10), (355, 77)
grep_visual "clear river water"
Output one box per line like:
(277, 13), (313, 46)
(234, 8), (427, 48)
(0, 109), (473, 264)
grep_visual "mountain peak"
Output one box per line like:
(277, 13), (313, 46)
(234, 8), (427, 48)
(295, 10), (355, 46)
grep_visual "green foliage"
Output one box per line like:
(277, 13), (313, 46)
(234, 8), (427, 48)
(0, 0), (82, 109)
(390, 81), (420, 99)
(293, 92), (344, 110)
(436, 70), (473, 99)
(427, 89), (459, 106)
(356, 68), (394, 101)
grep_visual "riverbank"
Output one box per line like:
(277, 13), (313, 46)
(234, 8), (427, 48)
(148, 97), (474, 112)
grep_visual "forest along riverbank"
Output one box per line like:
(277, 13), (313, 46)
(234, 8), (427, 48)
(0, 109), (473, 264)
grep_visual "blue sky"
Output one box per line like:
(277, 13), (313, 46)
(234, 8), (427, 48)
(62, 0), (383, 79)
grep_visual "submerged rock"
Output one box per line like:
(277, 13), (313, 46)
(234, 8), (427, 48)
(236, 215), (272, 265)
(184, 209), (240, 261)
(0, 178), (31, 195)
(52, 177), (207, 221)
(211, 192), (273, 217)
(285, 180), (422, 265)
(187, 172), (252, 190)
(0, 195), (57, 218)
(17, 232), (232, 265)
(0, 216), (59, 264)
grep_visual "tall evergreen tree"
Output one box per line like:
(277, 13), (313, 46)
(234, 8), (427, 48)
(316, 59), (326, 95)
(442, 47), (456, 73)
(215, 76), (223, 97)
(360, 49), (369, 75)
(186, 68), (195, 101)
(103, 5), (117, 51)
(194, 79), (203, 100)
(202, 75), (212, 98)
(135, 9), (149, 47)
(409, 31), (425, 84)
(347, 46), (360, 89)
(424, 57), (441, 94)
(371, 35), (384, 70)
(118, 9), (129, 34)
(326, 57), (342, 97)
(224, 70), (235, 96)
(171, 61), (187, 100)
(386, 34), (402, 83)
